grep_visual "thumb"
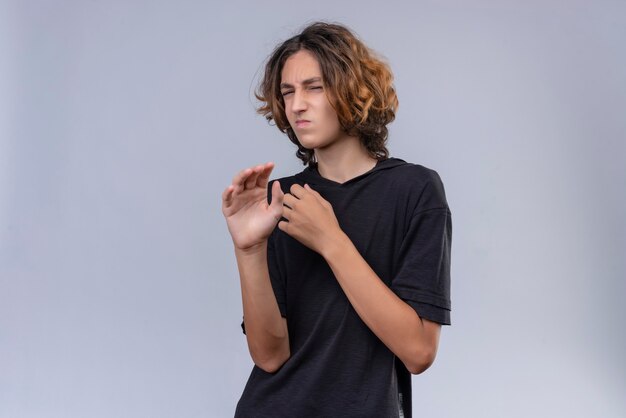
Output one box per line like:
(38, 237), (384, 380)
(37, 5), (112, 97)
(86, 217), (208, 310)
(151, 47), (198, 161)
(269, 180), (284, 210)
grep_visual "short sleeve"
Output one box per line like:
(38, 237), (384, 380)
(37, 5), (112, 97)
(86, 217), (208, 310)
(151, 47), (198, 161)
(240, 180), (288, 335)
(390, 173), (452, 325)
(267, 229), (287, 318)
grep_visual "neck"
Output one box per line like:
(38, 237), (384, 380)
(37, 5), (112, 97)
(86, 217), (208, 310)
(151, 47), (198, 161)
(314, 135), (378, 184)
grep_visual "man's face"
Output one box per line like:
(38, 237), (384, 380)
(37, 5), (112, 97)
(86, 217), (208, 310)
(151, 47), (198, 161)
(280, 50), (345, 151)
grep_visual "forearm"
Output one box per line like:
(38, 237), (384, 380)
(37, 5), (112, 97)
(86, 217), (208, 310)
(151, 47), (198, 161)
(235, 242), (290, 372)
(322, 232), (438, 374)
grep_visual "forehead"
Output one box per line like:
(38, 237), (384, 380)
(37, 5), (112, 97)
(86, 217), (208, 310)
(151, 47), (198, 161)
(280, 50), (322, 83)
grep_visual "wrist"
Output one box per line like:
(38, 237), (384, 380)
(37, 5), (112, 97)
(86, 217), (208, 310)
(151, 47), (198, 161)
(234, 240), (267, 257)
(321, 230), (351, 261)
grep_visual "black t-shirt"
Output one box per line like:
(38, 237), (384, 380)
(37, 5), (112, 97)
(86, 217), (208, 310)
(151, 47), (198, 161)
(235, 157), (452, 417)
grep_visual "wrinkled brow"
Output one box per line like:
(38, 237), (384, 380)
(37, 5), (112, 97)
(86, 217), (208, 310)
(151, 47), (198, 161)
(280, 77), (322, 89)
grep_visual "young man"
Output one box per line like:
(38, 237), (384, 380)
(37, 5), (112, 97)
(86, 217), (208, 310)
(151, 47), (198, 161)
(221, 22), (452, 417)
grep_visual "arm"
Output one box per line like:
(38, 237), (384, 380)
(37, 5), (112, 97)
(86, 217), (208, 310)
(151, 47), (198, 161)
(236, 242), (290, 373)
(279, 183), (441, 374)
(222, 162), (290, 373)
(322, 232), (440, 374)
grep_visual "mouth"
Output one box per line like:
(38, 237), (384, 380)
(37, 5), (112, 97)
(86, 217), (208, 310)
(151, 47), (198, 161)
(295, 119), (311, 128)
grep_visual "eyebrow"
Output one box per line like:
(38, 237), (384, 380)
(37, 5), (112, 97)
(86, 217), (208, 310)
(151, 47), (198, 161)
(280, 77), (322, 90)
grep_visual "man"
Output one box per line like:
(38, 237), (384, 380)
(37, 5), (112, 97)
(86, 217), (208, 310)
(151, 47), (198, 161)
(221, 22), (452, 417)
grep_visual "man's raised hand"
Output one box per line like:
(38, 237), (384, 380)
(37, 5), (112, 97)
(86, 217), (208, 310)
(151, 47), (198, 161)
(222, 162), (285, 251)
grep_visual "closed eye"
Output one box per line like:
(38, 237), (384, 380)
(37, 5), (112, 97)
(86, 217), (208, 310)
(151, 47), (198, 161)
(281, 86), (322, 97)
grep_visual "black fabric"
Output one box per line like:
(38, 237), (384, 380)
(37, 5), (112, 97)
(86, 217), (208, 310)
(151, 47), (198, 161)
(236, 157), (452, 417)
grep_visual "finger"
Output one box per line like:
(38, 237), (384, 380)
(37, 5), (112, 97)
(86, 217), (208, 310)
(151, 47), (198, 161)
(222, 184), (235, 215)
(269, 180), (285, 215)
(277, 220), (290, 235)
(304, 183), (320, 195)
(304, 184), (331, 206)
(256, 162), (275, 188)
(282, 193), (298, 209)
(222, 184), (235, 208)
(304, 183), (324, 203)
(232, 167), (251, 185)
(282, 205), (293, 220)
(289, 183), (306, 199)
(244, 165), (264, 189)
(232, 167), (254, 193)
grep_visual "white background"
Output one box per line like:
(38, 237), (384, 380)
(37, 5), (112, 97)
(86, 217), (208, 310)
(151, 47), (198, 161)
(1, 1), (625, 417)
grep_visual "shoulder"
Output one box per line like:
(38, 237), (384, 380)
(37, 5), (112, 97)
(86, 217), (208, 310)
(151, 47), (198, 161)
(384, 159), (445, 192)
(385, 159), (449, 212)
(393, 162), (442, 185)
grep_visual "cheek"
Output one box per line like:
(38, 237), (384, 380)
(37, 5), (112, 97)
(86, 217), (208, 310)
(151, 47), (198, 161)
(285, 113), (297, 128)
(320, 102), (340, 125)
(324, 110), (342, 133)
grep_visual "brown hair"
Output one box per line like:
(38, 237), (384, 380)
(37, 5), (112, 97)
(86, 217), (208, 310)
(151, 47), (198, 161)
(255, 22), (399, 167)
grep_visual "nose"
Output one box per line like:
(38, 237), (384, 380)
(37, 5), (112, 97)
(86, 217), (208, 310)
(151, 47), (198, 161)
(290, 88), (307, 114)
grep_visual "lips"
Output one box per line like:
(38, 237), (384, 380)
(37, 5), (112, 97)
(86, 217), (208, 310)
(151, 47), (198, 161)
(295, 119), (311, 128)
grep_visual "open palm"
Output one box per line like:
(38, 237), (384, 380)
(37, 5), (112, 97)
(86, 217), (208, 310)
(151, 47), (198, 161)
(222, 162), (284, 250)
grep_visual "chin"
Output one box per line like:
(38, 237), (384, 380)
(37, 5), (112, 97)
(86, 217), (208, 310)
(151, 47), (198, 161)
(295, 136), (319, 150)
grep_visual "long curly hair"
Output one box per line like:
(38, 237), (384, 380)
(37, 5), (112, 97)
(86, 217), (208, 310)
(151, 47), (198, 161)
(255, 22), (399, 167)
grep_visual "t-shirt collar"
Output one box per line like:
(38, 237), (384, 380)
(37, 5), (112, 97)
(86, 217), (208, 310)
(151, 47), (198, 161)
(295, 157), (407, 187)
